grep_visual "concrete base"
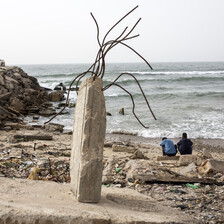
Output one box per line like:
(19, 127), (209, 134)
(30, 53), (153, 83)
(0, 177), (195, 224)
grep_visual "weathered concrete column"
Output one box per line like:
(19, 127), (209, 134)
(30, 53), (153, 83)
(70, 76), (106, 202)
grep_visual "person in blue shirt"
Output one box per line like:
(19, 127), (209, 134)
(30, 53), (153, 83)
(160, 137), (177, 156)
(177, 133), (193, 155)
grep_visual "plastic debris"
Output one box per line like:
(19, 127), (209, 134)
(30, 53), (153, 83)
(116, 168), (121, 173)
(185, 183), (199, 189)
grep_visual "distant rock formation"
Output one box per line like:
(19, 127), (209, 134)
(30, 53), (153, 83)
(0, 66), (51, 126)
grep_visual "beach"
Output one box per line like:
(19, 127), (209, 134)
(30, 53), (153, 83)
(0, 124), (224, 223)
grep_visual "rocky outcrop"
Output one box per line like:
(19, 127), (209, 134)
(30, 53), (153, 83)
(0, 66), (51, 126)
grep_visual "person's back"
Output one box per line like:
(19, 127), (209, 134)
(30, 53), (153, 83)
(160, 138), (177, 156)
(177, 133), (193, 155)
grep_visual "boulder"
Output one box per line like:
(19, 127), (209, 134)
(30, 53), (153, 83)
(10, 98), (26, 112)
(0, 66), (50, 124)
(198, 159), (224, 176)
(48, 91), (64, 102)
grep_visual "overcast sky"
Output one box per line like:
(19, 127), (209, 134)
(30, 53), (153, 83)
(1, 0), (224, 64)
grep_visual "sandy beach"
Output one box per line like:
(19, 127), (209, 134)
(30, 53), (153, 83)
(0, 124), (224, 223)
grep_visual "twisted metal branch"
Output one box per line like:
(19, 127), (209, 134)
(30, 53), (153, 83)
(102, 72), (156, 121)
(45, 5), (156, 128)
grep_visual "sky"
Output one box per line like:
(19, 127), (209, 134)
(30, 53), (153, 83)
(1, 0), (224, 64)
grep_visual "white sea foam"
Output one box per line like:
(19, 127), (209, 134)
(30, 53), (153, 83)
(126, 70), (224, 75)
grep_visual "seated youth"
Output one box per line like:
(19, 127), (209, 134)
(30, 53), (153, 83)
(177, 133), (193, 155)
(160, 137), (177, 156)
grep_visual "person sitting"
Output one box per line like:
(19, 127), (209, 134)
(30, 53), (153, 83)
(177, 133), (193, 155)
(160, 137), (177, 156)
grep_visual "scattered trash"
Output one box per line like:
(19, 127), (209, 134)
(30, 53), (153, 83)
(116, 168), (121, 173)
(170, 189), (187, 194)
(185, 183), (199, 189)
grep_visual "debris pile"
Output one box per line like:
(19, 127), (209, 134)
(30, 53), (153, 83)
(0, 127), (71, 182)
(0, 127), (224, 223)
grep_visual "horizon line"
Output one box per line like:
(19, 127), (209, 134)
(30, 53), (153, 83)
(9, 60), (224, 66)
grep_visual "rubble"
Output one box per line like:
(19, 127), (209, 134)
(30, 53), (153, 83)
(199, 159), (224, 176)
(0, 127), (224, 223)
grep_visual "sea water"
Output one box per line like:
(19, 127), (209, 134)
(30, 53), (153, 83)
(20, 62), (224, 139)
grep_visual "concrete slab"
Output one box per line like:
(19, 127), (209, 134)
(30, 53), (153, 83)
(0, 177), (195, 223)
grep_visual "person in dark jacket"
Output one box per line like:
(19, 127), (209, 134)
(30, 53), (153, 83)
(177, 133), (193, 155)
(160, 137), (177, 156)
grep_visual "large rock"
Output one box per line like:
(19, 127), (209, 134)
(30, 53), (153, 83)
(0, 66), (50, 124)
(70, 77), (106, 202)
(48, 91), (65, 102)
(198, 159), (224, 176)
(10, 98), (26, 112)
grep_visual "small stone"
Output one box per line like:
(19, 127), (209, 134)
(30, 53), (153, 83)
(119, 108), (124, 115)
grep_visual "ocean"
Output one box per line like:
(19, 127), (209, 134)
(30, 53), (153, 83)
(20, 62), (224, 139)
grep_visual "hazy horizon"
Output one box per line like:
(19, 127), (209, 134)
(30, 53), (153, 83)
(1, 0), (224, 65)
(13, 61), (224, 66)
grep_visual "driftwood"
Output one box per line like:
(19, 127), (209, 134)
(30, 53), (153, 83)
(14, 134), (52, 141)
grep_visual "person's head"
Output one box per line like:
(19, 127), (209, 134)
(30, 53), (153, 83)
(162, 137), (167, 141)
(182, 133), (187, 138)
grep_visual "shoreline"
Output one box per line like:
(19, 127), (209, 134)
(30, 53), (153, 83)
(106, 133), (224, 150)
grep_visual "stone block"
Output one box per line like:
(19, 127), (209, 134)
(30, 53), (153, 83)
(156, 156), (180, 161)
(112, 144), (136, 153)
(198, 159), (224, 176)
(178, 155), (197, 166)
(70, 77), (106, 203)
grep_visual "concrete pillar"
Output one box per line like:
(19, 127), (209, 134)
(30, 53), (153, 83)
(70, 76), (106, 202)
